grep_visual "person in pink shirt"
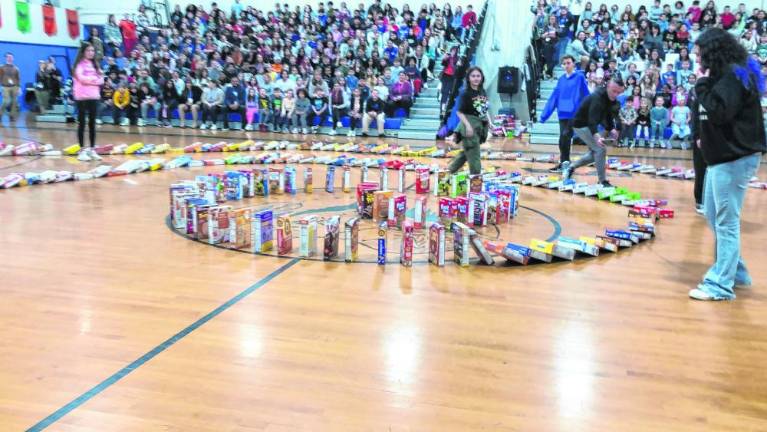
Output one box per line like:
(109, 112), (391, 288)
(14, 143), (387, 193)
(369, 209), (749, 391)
(72, 42), (104, 161)
(461, 5), (477, 30)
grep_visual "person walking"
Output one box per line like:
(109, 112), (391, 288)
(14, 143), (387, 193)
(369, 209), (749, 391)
(562, 76), (625, 187)
(447, 67), (492, 175)
(539, 54), (590, 172)
(72, 43), (104, 162)
(688, 28), (766, 301)
(0, 53), (21, 123)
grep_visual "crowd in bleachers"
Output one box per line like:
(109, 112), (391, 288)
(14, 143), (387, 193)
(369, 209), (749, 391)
(533, 0), (767, 148)
(34, 0), (481, 137)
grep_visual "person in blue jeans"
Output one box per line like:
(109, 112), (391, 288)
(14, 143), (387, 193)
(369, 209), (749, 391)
(539, 55), (589, 172)
(689, 28), (767, 301)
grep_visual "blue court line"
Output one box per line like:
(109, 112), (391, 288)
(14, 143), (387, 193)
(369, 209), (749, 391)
(520, 205), (562, 242)
(26, 258), (301, 432)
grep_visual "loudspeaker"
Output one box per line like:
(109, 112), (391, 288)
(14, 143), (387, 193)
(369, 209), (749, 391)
(497, 66), (519, 94)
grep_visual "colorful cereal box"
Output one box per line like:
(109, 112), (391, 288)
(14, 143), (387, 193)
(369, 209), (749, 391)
(377, 221), (387, 265)
(397, 167), (406, 193)
(400, 220), (414, 266)
(429, 223), (446, 266)
(468, 193), (488, 227)
(304, 167), (314, 193)
(299, 216), (318, 257)
(251, 210), (274, 253)
(345, 217), (360, 262)
(342, 166), (351, 193)
(276, 215), (293, 255)
(438, 197), (454, 227)
(326, 166), (336, 193)
(434, 170), (450, 197)
(450, 172), (468, 198)
(413, 196), (428, 229)
(387, 194), (407, 228)
(373, 190), (393, 222)
(229, 208), (252, 250)
(284, 167), (297, 195)
(323, 216), (341, 260)
(451, 222), (471, 267)
(416, 167), (430, 194)
(207, 205), (232, 244)
(455, 196), (470, 224)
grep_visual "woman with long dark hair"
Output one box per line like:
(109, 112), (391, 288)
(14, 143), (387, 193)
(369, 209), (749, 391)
(72, 42), (104, 162)
(689, 28), (766, 301)
(447, 66), (491, 175)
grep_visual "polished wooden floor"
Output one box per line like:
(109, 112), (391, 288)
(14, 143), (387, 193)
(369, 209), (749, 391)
(2, 118), (767, 431)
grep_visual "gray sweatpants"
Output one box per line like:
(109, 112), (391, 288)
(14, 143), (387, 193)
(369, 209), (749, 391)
(571, 127), (607, 183)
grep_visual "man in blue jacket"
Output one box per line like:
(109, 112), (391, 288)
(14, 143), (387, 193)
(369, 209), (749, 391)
(539, 55), (590, 172)
(223, 77), (246, 131)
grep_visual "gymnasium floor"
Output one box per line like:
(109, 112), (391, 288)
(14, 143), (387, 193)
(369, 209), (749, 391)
(1, 119), (767, 431)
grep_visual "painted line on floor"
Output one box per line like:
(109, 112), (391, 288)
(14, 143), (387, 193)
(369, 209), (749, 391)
(26, 258), (300, 432)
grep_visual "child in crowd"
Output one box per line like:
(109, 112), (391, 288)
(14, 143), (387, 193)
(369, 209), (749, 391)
(635, 98), (651, 148)
(280, 89), (296, 133)
(257, 87), (271, 132)
(669, 97), (691, 150)
(292, 88), (310, 134)
(270, 88), (284, 132)
(650, 96), (669, 149)
(244, 87), (259, 131)
(310, 88), (329, 133)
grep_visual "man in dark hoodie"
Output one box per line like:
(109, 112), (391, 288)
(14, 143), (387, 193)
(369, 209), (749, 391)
(562, 76), (624, 187)
(539, 54), (590, 172)
(689, 28), (766, 301)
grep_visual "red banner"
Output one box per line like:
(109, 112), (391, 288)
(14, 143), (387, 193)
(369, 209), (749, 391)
(42, 5), (56, 36)
(66, 9), (79, 39)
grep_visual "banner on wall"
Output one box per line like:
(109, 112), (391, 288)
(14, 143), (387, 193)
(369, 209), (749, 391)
(43, 5), (57, 36)
(15, 1), (30, 34)
(66, 9), (79, 39)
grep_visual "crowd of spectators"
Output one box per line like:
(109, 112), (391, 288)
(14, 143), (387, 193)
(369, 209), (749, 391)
(533, 0), (767, 148)
(34, 0), (481, 137)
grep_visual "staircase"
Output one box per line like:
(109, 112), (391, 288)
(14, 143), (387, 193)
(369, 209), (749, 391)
(397, 63), (444, 141)
(35, 103), (73, 123)
(530, 66), (564, 145)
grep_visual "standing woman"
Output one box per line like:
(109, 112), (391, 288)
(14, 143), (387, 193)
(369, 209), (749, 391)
(689, 28), (766, 301)
(447, 67), (492, 175)
(72, 42), (104, 162)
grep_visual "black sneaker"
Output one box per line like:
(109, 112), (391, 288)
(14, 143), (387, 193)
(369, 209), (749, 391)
(361, 132), (369, 137)
(548, 164), (561, 173)
(600, 181), (614, 188)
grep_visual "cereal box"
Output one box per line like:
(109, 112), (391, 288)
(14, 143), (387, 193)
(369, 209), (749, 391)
(251, 210), (274, 253)
(400, 220), (414, 266)
(387, 194), (407, 228)
(276, 215), (293, 255)
(429, 223), (446, 266)
(323, 216), (341, 260)
(345, 217), (360, 262)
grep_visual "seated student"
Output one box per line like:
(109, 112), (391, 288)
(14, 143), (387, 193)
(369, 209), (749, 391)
(329, 80), (349, 136)
(257, 87), (272, 132)
(112, 82), (131, 125)
(244, 86), (259, 131)
(347, 87), (365, 137)
(159, 79), (180, 128)
(309, 87), (329, 133)
(138, 82), (158, 126)
(178, 79), (202, 129)
(292, 88), (311, 134)
(279, 89), (296, 133)
(200, 80), (224, 130)
(362, 89), (386, 137)
(270, 88), (284, 132)
(223, 76), (246, 130)
(98, 77), (116, 125)
(403, 57), (423, 95)
(388, 72), (414, 117)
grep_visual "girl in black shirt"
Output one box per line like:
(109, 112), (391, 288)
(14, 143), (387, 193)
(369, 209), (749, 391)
(447, 66), (491, 175)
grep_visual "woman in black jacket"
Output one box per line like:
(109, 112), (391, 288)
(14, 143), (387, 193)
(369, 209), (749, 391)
(689, 28), (767, 301)
(178, 79), (202, 128)
(160, 80), (180, 128)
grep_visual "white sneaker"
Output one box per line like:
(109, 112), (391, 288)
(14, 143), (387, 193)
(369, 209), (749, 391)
(77, 150), (92, 162)
(688, 288), (717, 301)
(96, 119), (103, 125)
(137, 119), (145, 126)
(329, 129), (337, 136)
(245, 124), (253, 131)
(211, 124), (218, 131)
(347, 130), (354, 137)
(336, 121), (343, 128)
(200, 123), (208, 130)
(89, 148), (103, 161)
(302, 128), (308, 134)
(120, 118), (129, 126)
(291, 128), (298, 134)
